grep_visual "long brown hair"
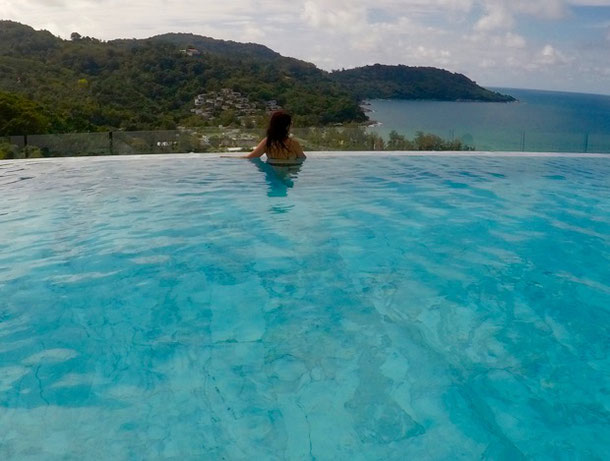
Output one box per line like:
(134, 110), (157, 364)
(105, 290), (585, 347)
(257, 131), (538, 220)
(266, 111), (291, 150)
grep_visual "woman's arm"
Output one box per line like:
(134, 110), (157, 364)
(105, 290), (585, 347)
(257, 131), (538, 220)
(245, 138), (267, 158)
(220, 138), (266, 159)
(292, 139), (307, 159)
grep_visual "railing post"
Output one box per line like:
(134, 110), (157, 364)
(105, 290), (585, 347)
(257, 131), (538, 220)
(109, 131), (114, 155)
(521, 131), (525, 152)
(584, 132), (589, 153)
(23, 134), (28, 159)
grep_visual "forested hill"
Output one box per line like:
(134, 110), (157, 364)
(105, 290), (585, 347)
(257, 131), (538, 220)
(146, 33), (283, 61)
(0, 21), (365, 133)
(331, 64), (515, 102)
(0, 21), (514, 135)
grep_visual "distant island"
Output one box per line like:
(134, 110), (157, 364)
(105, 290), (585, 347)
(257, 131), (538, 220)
(332, 65), (515, 102)
(0, 21), (515, 136)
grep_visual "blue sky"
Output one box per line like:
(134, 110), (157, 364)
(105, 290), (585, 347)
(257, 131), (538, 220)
(2, 0), (609, 94)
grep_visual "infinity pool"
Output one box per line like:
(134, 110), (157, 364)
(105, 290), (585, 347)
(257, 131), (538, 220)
(1, 153), (609, 459)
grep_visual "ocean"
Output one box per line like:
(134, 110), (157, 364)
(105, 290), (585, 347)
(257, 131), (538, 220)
(366, 88), (610, 153)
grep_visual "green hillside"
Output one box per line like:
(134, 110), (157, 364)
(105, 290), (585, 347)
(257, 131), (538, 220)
(0, 21), (365, 134)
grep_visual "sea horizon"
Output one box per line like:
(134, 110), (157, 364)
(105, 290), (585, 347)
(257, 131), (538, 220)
(488, 86), (610, 98)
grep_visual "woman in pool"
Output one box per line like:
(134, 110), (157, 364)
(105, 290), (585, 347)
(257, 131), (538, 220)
(238, 111), (306, 165)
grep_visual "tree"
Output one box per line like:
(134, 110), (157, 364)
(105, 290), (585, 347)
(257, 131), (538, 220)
(387, 130), (413, 150)
(218, 110), (237, 127)
(0, 140), (18, 159)
(0, 91), (52, 135)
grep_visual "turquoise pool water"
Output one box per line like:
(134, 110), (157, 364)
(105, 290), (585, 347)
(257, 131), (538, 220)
(1, 153), (609, 459)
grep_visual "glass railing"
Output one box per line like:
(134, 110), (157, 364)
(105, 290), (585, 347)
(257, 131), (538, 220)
(2, 127), (609, 159)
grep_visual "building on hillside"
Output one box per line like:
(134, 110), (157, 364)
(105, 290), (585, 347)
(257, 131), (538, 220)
(190, 88), (267, 121)
(180, 47), (201, 57)
(265, 100), (283, 112)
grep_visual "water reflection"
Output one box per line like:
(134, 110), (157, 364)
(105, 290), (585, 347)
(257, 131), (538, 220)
(249, 158), (304, 197)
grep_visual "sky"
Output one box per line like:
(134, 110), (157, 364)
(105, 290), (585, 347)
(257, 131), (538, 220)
(2, 0), (610, 94)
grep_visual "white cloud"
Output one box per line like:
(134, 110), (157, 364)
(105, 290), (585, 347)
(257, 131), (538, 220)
(474, 0), (570, 33)
(513, 0), (566, 19)
(539, 44), (570, 65)
(506, 32), (527, 48)
(475, 2), (514, 31)
(302, 0), (367, 33)
(568, 0), (610, 5)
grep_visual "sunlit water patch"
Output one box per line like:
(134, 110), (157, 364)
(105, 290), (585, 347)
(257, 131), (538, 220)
(1, 154), (609, 459)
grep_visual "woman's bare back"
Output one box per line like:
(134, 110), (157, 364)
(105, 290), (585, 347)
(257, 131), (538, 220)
(266, 138), (306, 163)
